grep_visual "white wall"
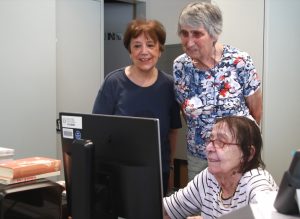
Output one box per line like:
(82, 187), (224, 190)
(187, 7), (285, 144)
(56, 0), (103, 114)
(263, 0), (300, 183)
(56, 0), (103, 178)
(0, 0), (103, 169)
(146, 0), (197, 44)
(0, 0), (57, 159)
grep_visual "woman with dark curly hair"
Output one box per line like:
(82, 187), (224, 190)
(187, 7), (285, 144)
(163, 116), (277, 219)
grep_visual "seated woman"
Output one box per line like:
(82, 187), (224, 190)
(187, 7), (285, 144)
(163, 116), (278, 219)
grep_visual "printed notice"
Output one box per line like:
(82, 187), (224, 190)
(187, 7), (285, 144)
(61, 116), (82, 129)
(62, 128), (74, 139)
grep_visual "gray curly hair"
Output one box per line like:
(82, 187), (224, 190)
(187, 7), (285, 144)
(178, 1), (223, 40)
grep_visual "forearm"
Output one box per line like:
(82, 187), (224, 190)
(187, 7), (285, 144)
(246, 89), (262, 125)
(168, 129), (179, 166)
(163, 207), (172, 219)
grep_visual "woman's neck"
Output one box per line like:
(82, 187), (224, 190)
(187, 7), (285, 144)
(216, 171), (242, 199)
(192, 43), (223, 70)
(125, 65), (158, 87)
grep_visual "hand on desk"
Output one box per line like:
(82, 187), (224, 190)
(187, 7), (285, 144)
(187, 216), (203, 219)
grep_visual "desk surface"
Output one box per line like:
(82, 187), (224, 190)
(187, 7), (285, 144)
(219, 204), (299, 219)
(219, 191), (300, 219)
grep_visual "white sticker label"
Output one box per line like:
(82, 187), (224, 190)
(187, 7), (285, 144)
(61, 116), (82, 129)
(62, 128), (74, 139)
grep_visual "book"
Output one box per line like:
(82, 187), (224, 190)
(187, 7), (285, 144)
(0, 156), (61, 179)
(0, 170), (61, 185)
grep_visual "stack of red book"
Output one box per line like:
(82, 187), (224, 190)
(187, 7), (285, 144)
(0, 156), (61, 185)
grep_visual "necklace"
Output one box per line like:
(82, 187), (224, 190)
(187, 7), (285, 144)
(218, 189), (234, 209)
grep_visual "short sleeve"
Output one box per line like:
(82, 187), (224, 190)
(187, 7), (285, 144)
(173, 56), (187, 105)
(92, 76), (116, 114)
(240, 54), (261, 97)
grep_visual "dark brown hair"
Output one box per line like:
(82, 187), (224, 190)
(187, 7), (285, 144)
(123, 19), (166, 53)
(216, 116), (265, 173)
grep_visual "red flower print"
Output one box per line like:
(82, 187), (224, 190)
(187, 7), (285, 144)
(220, 82), (231, 97)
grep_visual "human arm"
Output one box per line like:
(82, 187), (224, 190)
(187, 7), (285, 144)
(92, 74), (117, 114)
(168, 93), (182, 166)
(245, 88), (262, 125)
(173, 55), (188, 125)
(163, 171), (206, 218)
(168, 129), (178, 168)
(241, 53), (263, 125)
(164, 209), (202, 219)
(180, 104), (187, 124)
(164, 208), (203, 219)
(168, 128), (179, 192)
(163, 207), (172, 219)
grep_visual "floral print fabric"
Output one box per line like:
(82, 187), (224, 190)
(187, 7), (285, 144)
(174, 45), (260, 159)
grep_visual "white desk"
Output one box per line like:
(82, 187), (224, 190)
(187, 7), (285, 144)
(219, 191), (300, 219)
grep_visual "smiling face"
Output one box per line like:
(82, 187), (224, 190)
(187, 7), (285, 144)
(129, 33), (161, 73)
(206, 122), (243, 177)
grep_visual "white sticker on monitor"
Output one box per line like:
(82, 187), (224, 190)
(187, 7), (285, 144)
(62, 128), (74, 139)
(61, 116), (82, 129)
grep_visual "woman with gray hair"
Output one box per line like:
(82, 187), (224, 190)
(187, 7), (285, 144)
(173, 1), (263, 180)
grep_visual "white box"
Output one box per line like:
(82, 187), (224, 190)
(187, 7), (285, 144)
(0, 147), (14, 163)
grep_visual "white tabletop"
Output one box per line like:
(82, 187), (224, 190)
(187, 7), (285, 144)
(251, 191), (299, 219)
(219, 191), (300, 219)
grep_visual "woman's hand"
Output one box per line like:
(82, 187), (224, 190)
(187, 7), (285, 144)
(163, 211), (171, 219)
(187, 216), (203, 219)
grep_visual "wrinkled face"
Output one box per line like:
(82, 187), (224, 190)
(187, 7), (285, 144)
(129, 33), (161, 73)
(206, 122), (243, 177)
(179, 25), (215, 61)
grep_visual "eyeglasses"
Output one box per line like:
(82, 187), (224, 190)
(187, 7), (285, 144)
(206, 138), (239, 149)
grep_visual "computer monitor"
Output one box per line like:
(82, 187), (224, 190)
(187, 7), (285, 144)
(274, 150), (300, 215)
(59, 112), (163, 219)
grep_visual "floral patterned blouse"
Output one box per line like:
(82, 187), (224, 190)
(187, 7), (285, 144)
(174, 44), (261, 159)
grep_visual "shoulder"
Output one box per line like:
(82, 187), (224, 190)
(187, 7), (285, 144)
(194, 168), (218, 187)
(223, 44), (252, 61)
(101, 68), (127, 89)
(157, 70), (175, 87)
(241, 168), (278, 190)
(173, 54), (194, 74)
(158, 70), (173, 81)
(242, 168), (272, 180)
(104, 68), (126, 82)
(174, 53), (192, 65)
